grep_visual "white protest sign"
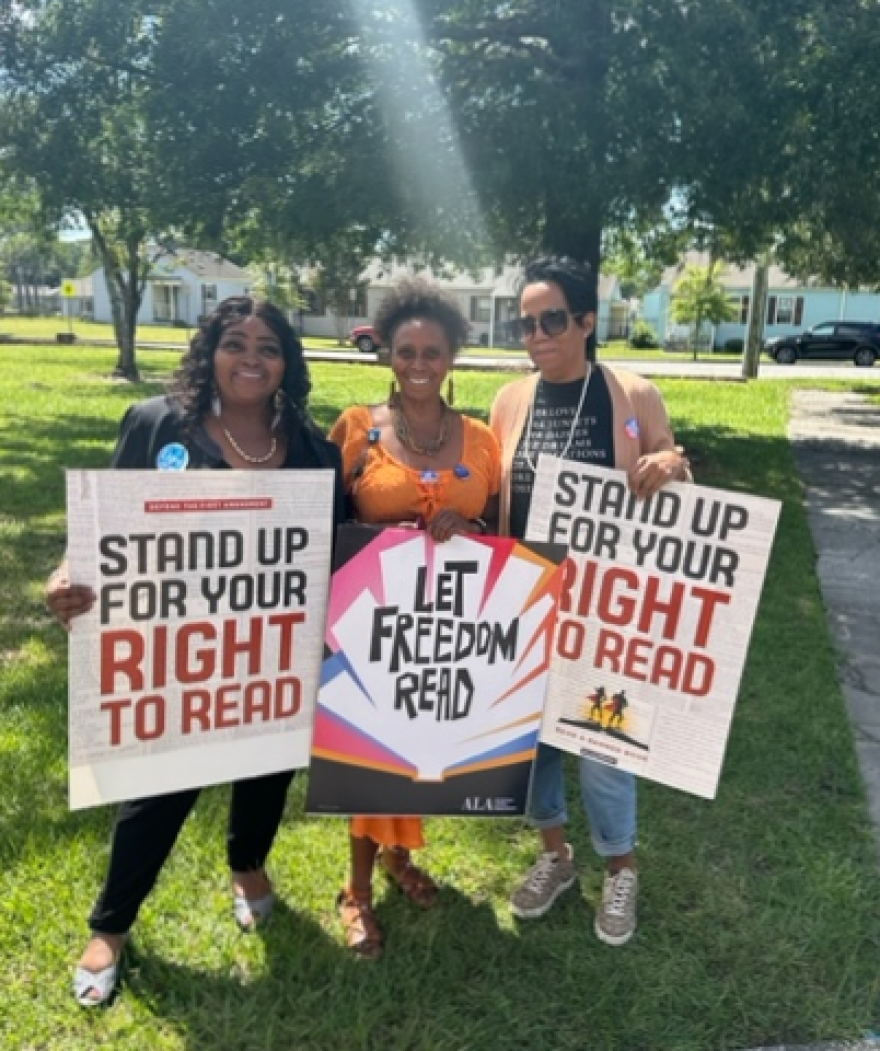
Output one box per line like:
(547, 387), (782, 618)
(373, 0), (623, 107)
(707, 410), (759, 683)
(66, 469), (333, 809)
(528, 456), (781, 799)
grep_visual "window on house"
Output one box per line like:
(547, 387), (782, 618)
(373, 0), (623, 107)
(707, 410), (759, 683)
(470, 296), (491, 323)
(202, 283), (217, 306)
(766, 294), (804, 325)
(729, 295), (750, 324)
(347, 289), (367, 317)
(302, 289), (325, 315)
(153, 283), (177, 322)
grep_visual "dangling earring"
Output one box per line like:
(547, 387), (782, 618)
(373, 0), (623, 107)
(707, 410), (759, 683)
(211, 388), (222, 418)
(272, 388), (285, 430)
(446, 373), (454, 406)
(388, 379), (398, 404)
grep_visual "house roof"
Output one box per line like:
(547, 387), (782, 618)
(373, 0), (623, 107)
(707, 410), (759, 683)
(87, 249), (249, 284)
(158, 249), (249, 280)
(659, 252), (815, 292)
(300, 259), (621, 303)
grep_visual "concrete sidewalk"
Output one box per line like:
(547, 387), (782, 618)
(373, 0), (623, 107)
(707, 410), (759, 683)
(789, 392), (880, 836)
(739, 391), (880, 1051)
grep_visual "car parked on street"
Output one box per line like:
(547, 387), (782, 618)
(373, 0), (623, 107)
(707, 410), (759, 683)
(765, 321), (880, 366)
(349, 325), (382, 353)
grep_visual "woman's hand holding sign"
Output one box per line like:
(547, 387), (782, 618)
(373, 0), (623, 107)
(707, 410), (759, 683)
(46, 560), (96, 630)
(627, 448), (690, 501)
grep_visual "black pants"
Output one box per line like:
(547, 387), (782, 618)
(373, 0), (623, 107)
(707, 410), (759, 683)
(88, 769), (296, 935)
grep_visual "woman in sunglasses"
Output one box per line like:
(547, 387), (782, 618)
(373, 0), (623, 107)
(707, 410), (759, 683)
(490, 255), (689, 947)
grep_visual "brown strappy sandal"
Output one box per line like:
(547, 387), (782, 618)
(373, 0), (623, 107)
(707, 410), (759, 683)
(336, 889), (384, 960)
(378, 847), (440, 909)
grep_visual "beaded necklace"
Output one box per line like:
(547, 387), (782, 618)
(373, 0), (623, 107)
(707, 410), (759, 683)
(390, 394), (450, 457)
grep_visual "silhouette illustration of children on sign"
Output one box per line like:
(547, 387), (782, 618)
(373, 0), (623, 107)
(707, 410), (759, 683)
(588, 686), (607, 724)
(608, 690), (628, 729)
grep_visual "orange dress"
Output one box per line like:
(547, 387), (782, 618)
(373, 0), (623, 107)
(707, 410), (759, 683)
(330, 405), (501, 848)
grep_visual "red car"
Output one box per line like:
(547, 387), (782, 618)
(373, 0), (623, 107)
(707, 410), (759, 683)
(349, 325), (382, 353)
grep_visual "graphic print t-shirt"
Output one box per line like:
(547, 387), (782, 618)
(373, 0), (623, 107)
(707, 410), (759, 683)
(509, 369), (615, 539)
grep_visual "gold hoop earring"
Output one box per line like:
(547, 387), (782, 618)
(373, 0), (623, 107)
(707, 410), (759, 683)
(446, 374), (454, 406)
(388, 379), (398, 404)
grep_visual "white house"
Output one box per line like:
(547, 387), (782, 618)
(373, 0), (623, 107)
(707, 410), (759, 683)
(641, 253), (880, 349)
(90, 250), (251, 326)
(299, 260), (628, 344)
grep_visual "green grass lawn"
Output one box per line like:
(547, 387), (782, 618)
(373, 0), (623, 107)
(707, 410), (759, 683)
(0, 315), (744, 362)
(1, 345), (879, 1050)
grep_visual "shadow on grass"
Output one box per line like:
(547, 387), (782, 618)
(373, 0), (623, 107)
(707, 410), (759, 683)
(125, 889), (621, 1051)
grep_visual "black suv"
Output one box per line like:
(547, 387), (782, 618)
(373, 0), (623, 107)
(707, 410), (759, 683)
(765, 321), (880, 366)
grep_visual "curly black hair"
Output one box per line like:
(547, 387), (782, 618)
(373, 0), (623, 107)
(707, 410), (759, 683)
(373, 277), (470, 356)
(171, 295), (312, 435)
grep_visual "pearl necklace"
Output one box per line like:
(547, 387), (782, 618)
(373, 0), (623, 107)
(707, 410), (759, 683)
(221, 425), (277, 464)
(523, 368), (592, 473)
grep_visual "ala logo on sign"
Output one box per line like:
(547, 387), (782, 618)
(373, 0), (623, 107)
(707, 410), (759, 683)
(461, 797), (517, 813)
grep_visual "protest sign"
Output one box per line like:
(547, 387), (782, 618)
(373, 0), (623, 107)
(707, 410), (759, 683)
(66, 470), (333, 809)
(528, 456), (781, 799)
(306, 525), (567, 816)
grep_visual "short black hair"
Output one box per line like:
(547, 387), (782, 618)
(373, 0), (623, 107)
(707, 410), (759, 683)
(521, 256), (598, 315)
(374, 277), (470, 356)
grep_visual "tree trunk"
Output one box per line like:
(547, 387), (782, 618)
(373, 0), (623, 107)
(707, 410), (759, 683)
(87, 216), (143, 381)
(742, 262), (769, 380)
(692, 309), (703, 361)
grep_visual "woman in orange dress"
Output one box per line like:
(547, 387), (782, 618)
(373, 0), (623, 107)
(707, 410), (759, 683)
(329, 277), (500, 958)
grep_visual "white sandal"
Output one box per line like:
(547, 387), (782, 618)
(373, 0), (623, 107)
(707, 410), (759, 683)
(232, 870), (276, 931)
(233, 889), (276, 931)
(73, 935), (126, 1007)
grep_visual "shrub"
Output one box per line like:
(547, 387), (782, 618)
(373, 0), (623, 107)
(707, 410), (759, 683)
(722, 338), (744, 353)
(629, 321), (660, 348)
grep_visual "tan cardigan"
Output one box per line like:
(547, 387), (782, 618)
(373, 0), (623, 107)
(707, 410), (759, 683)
(489, 365), (683, 535)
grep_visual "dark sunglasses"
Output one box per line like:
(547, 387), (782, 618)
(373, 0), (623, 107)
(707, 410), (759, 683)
(510, 308), (583, 341)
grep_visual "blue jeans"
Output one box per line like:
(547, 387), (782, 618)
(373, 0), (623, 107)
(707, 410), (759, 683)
(526, 743), (637, 858)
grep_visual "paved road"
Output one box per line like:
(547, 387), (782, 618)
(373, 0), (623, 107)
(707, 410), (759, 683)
(309, 348), (878, 382)
(18, 331), (880, 379)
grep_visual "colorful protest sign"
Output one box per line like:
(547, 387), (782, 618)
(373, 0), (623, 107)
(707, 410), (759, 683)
(66, 470), (333, 809)
(306, 526), (567, 816)
(528, 456), (781, 799)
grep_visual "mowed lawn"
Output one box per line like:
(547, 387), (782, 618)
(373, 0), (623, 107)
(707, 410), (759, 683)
(0, 313), (745, 362)
(1, 344), (879, 1051)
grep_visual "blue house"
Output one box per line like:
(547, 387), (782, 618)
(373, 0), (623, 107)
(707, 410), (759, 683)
(641, 254), (880, 349)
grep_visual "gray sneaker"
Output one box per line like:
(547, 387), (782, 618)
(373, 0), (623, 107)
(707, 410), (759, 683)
(510, 845), (576, 919)
(595, 867), (637, 945)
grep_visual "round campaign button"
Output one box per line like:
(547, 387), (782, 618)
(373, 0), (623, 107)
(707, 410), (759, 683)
(453, 463), (470, 479)
(420, 469), (439, 484)
(156, 443), (189, 471)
